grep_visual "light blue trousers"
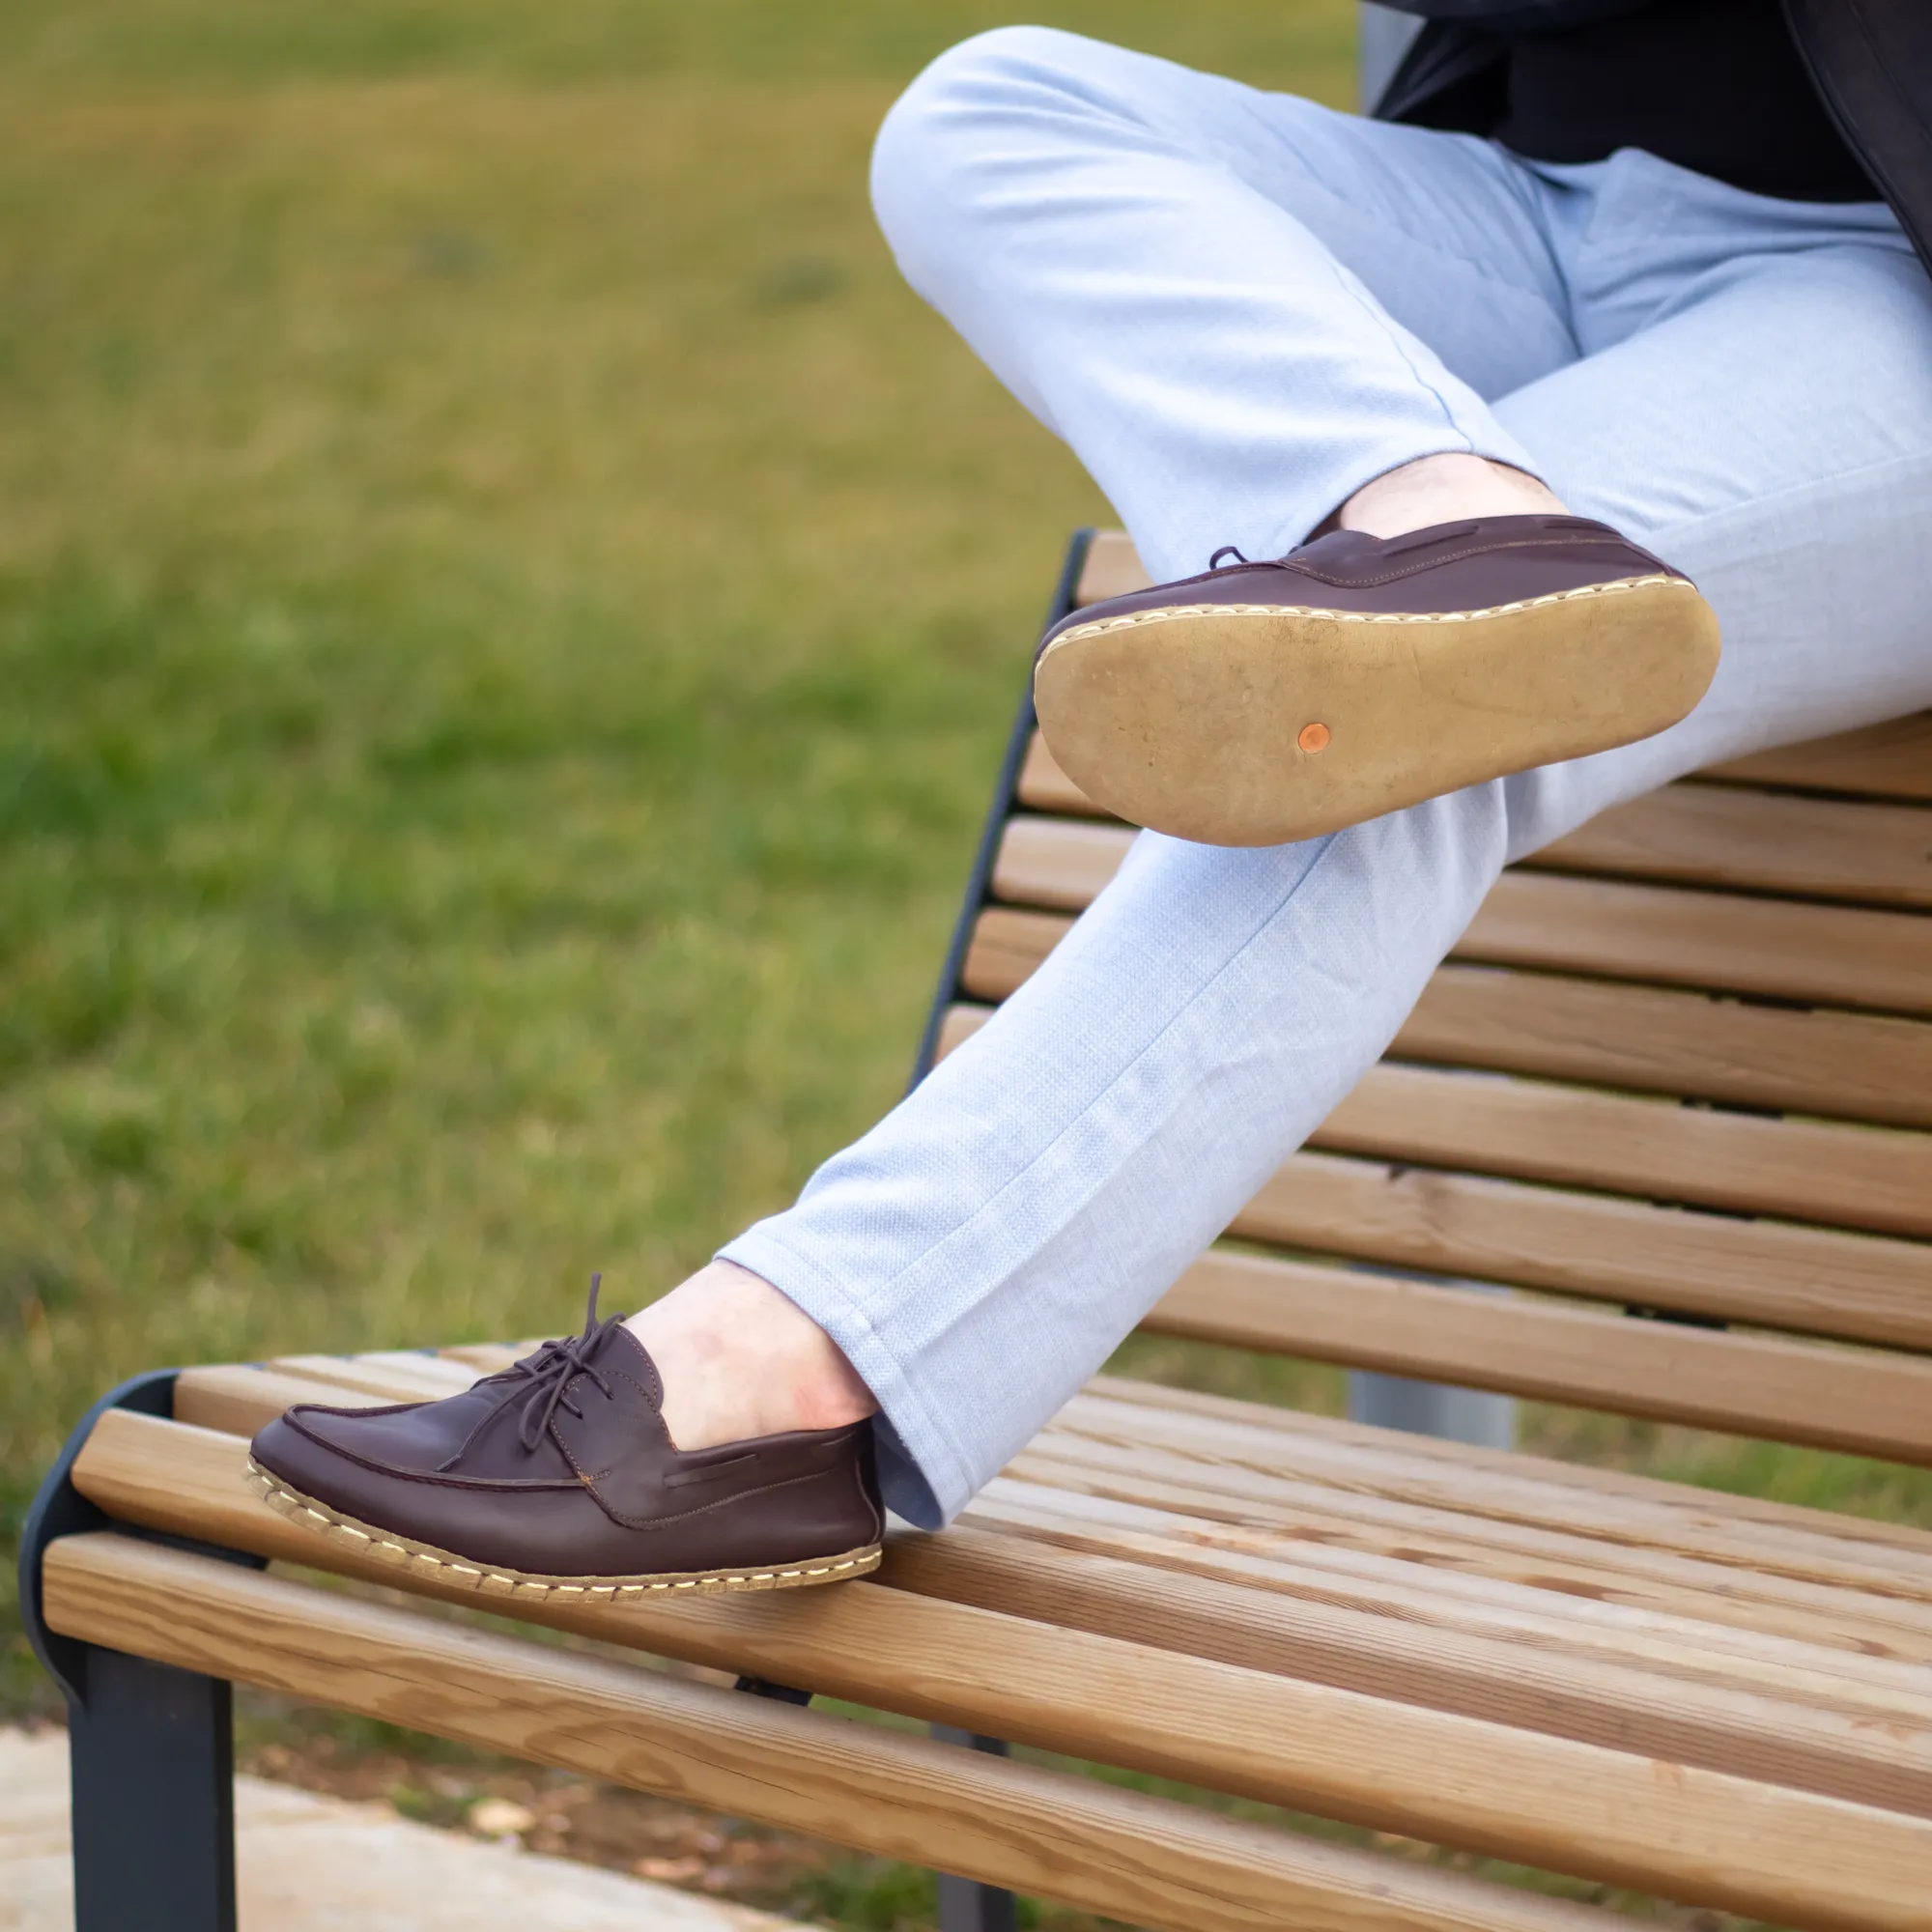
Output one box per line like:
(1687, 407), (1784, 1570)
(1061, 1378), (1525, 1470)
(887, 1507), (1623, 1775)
(721, 27), (1932, 1529)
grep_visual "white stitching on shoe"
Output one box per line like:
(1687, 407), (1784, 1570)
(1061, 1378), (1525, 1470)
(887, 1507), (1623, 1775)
(243, 1458), (881, 1599)
(1044, 572), (1689, 650)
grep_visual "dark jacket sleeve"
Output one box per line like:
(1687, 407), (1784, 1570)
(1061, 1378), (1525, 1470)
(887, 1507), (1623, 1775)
(1783, 0), (1932, 270)
(1371, 0), (1932, 276)
(1368, 0), (1650, 25)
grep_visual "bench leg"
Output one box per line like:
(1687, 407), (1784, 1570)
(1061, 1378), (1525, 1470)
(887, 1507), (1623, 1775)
(68, 1645), (238, 1932)
(1348, 1371), (1516, 1449)
(932, 1728), (1020, 1932)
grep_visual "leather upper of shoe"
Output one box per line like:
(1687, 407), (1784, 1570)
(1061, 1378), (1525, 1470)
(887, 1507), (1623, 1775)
(250, 1292), (883, 1577)
(1041, 514), (1691, 645)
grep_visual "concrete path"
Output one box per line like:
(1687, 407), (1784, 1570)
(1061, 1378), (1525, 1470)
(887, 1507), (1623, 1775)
(1, 1729), (802, 1932)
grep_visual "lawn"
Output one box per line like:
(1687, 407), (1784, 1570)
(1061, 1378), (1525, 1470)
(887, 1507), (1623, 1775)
(2, 4), (1922, 1926)
(0, 0), (1344, 1601)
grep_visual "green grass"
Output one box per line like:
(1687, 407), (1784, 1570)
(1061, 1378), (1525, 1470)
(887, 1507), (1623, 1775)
(2, 6), (1921, 1926)
(0, 0), (1352, 1718)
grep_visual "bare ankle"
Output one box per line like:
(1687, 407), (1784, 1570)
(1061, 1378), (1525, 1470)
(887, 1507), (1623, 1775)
(623, 1260), (877, 1451)
(1338, 452), (1568, 540)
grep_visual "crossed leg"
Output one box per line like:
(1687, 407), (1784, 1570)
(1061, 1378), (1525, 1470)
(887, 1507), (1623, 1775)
(636, 30), (1932, 1528)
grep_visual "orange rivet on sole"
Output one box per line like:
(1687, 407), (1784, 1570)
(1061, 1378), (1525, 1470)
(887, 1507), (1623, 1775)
(1297, 723), (1331, 753)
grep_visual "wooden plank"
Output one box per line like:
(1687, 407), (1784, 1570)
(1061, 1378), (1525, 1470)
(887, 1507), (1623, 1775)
(981, 823), (1932, 1128)
(439, 1341), (526, 1372)
(1529, 785), (1932, 910)
(1141, 1249), (1932, 1464)
(983, 1461), (1932, 1680)
(1079, 1378), (1932, 1577)
(934, 1006), (1932, 1236)
(170, 1364), (394, 1436)
(262, 1353), (480, 1405)
(56, 1419), (1932, 1928)
(172, 1355), (1932, 1605)
(1017, 732), (1109, 819)
(1705, 714), (1932, 803)
(1463, 871), (1932, 1016)
(1012, 726), (1932, 846)
(1073, 529), (1152, 608)
(952, 1489), (1932, 1704)
(1232, 1151), (1932, 1348)
(960, 905), (1070, 1001)
(962, 874), (1932, 1018)
(996, 793), (1932, 919)
(1395, 965), (1932, 1129)
(935, 1002), (995, 1059)
(1313, 1062), (1932, 1238)
(39, 1533), (1603, 1932)
(168, 1355), (1932, 1662)
(1012, 1440), (1932, 1670)
(943, 982), (1932, 1132)
(994, 813), (1135, 911)
(1026, 1412), (1932, 1656)
(345, 1349), (482, 1388)
(159, 1363), (1932, 1752)
(887, 1514), (1932, 1819)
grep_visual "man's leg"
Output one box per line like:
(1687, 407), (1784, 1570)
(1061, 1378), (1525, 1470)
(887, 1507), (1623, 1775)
(702, 226), (1932, 1529)
(632, 29), (1600, 1472)
(866, 26), (1578, 575)
(864, 28), (1726, 856)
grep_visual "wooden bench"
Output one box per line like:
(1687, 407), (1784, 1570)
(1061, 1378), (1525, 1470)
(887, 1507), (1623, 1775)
(22, 527), (1932, 1932)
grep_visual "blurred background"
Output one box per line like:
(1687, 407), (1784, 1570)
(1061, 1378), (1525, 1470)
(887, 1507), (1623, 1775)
(0, 3), (1344, 1914)
(0, 2), (1344, 1600)
(5, 6), (1904, 1924)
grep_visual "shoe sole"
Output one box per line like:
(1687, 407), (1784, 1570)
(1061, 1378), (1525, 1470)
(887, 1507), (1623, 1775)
(1033, 574), (1720, 846)
(247, 1458), (883, 1601)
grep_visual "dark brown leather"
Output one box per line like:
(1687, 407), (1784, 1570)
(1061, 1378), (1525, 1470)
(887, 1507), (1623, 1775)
(249, 1307), (883, 1579)
(1042, 515), (1688, 648)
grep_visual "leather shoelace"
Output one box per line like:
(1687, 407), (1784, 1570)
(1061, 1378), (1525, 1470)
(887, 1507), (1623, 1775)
(435, 1273), (618, 1470)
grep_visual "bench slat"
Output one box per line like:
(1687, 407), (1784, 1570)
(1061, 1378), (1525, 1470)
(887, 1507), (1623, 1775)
(1317, 1062), (1932, 1237)
(1531, 784), (1932, 909)
(162, 1365), (1932, 1724)
(1080, 1378), (1932, 1575)
(1017, 733), (1110, 817)
(961, 906), (1068, 1001)
(168, 1357), (1932, 1600)
(1022, 716), (1932, 822)
(259, 1353), (475, 1405)
(889, 1514), (1932, 1818)
(1141, 1250), (1932, 1465)
(944, 980), (1932, 1130)
(1705, 714), (1932, 803)
(993, 813), (1133, 910)
(1395, 965), (1932, 1128)
(56, 1417), (1932, 1930)
(936, 1008), (1932, 1237)
(955, 1489), (1932, 1698)
(1232, 1151), (1932, 1349)
(967, 875), (1932, 1019)
(1072, 529), (1152, 607)
(44, 1531), (1607, 1932)
(1464, 871), (1932, 1015)
(1003, 774), (1932, 913)
(1015, 1445), (1932, 1672)
(169, 1365), (395, 1436)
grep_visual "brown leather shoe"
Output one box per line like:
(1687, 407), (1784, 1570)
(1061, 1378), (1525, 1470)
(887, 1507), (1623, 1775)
(246, 1282), (884, 1601)
(1033, 513), (1720, 846)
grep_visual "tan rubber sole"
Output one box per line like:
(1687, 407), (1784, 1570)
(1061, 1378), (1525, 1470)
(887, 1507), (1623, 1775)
(246, 1457), (883, 1602)
(1033, 574), (1720, 846)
